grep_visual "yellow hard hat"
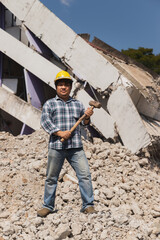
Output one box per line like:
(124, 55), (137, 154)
(54, 70), (72, 83)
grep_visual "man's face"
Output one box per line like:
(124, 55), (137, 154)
(56, 80), (72, 100)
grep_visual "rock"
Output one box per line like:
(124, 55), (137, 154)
(55, 224), (71, 240)
(131, 201), (144, 216)
(62, 192), (74, 202)
(71, 222), (82, 235)
(153, 206), (160, 212)
(37, 229), (50, 238)
(93, 138), (103, 144)
(94, 189), (99, 195)
(0, 211), (10, 218)
(97, 176), (107, 186)
(120, 183), (132, 192)
(113, 214), (129, 225)
(85, 150), (92, 159)
(138, 158), (149, 167)
(63, 174), (78, 184)
(97, 151), (108, 160)
(34, 217), (44, 227)
(129, 219), (141, 229)
(30, 161), (42, 171)
(151, 220), (160, 235)
(2, 221), (15, 236)
(100, 229), (108, 239)
(151, 210), (160, 218)
(104, 189), (114, 199)
(59, 169), (68, 181)
(124, 231), (138, 240)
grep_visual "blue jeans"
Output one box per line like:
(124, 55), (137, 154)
(43, 147), (94, 212)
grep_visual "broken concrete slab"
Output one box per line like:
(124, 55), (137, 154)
(63, 174), (78, 184)
(64, 35), (119, 90)
(91, 36), (159, 98)
(0, 28), (60, 89)
(136, 95), (160, 121)
(116, 74), (160, 121)
(90, 37), (160, 122)
(0, 87), (41, 130)
(24, 0), (76, 59)
(107, 86), (151, 153)
(117, 63), (160, 121)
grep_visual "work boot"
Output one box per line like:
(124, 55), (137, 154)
(82, 206), (97, 214)
(37, 208), (52, 217)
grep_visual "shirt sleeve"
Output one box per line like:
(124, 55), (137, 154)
(41, 101), (60, 135)
(80, 102), (85, 117)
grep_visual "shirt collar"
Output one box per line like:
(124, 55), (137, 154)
(55, 95), (75, 103)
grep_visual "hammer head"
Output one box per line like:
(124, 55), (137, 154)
(89, 100), (101, 108)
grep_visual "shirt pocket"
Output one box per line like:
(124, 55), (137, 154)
(73, 111), (80, 121)
(71, 107), (81, 121)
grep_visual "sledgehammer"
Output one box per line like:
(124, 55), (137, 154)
(61, 100), (101, 142)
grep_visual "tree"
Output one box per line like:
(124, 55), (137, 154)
(121, 47), (160, 75)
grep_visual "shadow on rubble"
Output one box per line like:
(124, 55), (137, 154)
(138, 142), (160, 170)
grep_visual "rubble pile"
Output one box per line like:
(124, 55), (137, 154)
(0, 129), (160, 240)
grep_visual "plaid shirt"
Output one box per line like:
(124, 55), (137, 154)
(41, 95), (85, 149)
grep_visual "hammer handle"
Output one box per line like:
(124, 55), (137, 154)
(61, 106), (94, 142)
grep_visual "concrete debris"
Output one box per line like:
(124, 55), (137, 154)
(0, 0), (159, 155)
(0, 129), (160, 240)
(63, 174), (78, 184)
(90, 36), (160, 103)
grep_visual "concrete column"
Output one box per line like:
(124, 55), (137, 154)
(24, 69), (45, 109)
(21, 69), (45, 135)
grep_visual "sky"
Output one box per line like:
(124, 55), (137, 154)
(40, 0), (160, 55)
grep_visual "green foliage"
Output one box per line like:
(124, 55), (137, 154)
(121, 47), (160, 75)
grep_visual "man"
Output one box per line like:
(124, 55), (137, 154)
(37, 70), (95, 217)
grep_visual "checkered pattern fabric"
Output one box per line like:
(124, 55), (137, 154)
(41, 95), (85, 149)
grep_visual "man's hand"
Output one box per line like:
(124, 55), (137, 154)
(85, 107), (94, 119)
(54, 130), (71, 140)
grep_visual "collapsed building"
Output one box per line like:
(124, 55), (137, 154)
(0, 0), (160, 154)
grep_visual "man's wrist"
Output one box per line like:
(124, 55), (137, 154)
(54, 131), (62, 136)
(85, 117), (90, 120)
